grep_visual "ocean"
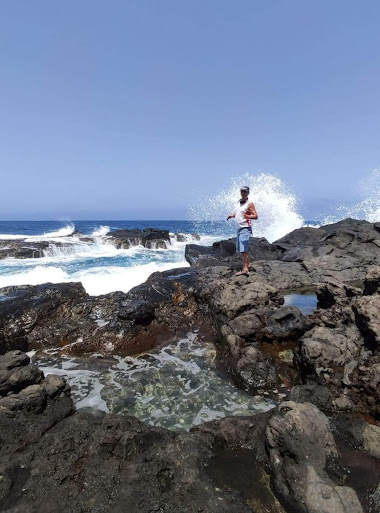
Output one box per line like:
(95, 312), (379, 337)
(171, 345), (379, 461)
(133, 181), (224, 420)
(0, 220), (214, 295)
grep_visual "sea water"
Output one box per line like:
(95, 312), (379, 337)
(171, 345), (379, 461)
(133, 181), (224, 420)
(31, 332), (275, 431)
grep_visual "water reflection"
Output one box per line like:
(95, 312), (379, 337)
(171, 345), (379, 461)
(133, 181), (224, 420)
(283, 291), (317, 315)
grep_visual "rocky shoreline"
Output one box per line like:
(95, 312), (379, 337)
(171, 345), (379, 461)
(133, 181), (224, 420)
(1, 218), (380, 512)
(0, 228), (200, 260)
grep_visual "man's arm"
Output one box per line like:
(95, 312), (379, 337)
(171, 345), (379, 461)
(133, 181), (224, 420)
(245, 202), (258, 220)
(226, 213), (235, 220)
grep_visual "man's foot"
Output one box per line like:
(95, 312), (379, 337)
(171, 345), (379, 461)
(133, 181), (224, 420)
(235, 270), (249, 276)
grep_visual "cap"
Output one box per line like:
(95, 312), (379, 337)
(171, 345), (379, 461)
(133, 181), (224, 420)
(240, 186), (250, 193)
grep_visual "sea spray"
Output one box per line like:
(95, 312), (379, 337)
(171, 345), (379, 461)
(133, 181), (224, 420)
(322, 168), (380, 225)
(188, 172), (304, 242)
(91, 225), (110, 237)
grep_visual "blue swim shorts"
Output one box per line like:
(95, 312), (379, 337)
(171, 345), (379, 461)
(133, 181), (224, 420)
(236, 227), (251, 253)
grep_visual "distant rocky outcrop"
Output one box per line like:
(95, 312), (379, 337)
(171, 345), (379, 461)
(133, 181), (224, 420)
(105, 227), (171, 249)
(0, 228), (201, 259)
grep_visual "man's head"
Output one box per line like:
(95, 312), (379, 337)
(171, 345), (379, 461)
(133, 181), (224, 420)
(240, 186), (249, 200)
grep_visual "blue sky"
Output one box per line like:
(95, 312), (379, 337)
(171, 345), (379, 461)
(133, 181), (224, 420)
(1, 1), (379, 219)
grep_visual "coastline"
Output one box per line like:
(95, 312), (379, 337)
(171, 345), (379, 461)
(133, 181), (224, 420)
(1, 217), (380, 512)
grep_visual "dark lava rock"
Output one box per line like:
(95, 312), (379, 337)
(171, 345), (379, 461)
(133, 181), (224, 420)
(233, 346), (280, 393)
(289, 382), (332, 410)
(263, 306), (312, 341)
(185, 237), (280, 267)
(316, 277), (362, 309)
(0, 364), (43, 397)
(352, 295), (380, 353)
(363, 266), (380, 295)
(294, 267), (380, 419)
(0, 350), (30, 371)
(187, 219), (380, 285)
(266, 401), (364, 513)
(0, 411), (286, 513)
(106, 228), (171, 249)
(193, 266), (283, 323)
(0, 269), (200, 357)
(0, 240), (50, 260)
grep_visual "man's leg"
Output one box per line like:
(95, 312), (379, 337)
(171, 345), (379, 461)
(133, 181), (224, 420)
(242, 252), (249, 272)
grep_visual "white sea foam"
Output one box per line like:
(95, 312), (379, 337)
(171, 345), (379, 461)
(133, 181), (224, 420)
(0, 266), (68, 288)
(42, 240), (123, 259)
(0, 260), (189, 295)
(75, 261), (188, 295)
(188, 172), (304, 243)
(0, 224), (76, 241)
(40, 365), (110, 413)
(39, 224), (76, 238)
(91, 225), (110, 237)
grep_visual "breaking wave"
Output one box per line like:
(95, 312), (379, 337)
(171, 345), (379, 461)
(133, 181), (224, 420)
(0, 223), (76, 241)
(0, 261), (188, 296)
(322, 169), (380, 225)
(188, 172), (304, 242)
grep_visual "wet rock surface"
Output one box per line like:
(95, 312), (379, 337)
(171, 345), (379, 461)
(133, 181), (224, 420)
(0, 268), (200, 357)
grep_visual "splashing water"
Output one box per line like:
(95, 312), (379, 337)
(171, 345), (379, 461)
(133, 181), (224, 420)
(322, 169), (380, 225)
(91, 225), (110, 237)
(0, 223), (76, 241)
(188, 173), (304, 242)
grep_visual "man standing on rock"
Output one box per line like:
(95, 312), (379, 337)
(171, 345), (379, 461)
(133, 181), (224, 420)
(227, 186), (258, 276)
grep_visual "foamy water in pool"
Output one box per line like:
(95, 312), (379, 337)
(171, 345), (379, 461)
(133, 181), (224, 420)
(31, 332), (275, 431)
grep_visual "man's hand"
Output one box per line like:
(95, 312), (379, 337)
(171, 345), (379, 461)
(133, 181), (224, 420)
(245, 202), (258, 220)
(226, 214), (234, 221)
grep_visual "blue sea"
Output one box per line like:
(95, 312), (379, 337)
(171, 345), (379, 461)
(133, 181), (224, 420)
(0, 220), (241, 295)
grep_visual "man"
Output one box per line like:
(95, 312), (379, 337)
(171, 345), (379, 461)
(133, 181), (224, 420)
(226, 186), (258, 276)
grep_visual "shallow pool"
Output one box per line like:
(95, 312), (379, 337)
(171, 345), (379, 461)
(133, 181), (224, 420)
(32, 332), (275, 431)
(283, 291), (317, 315)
